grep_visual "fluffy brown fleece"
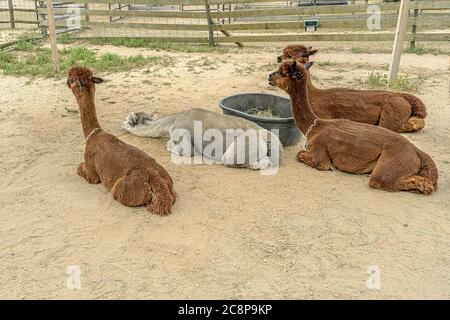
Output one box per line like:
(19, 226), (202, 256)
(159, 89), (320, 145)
(67, 67), (176, 215)
(279, 44), (427, 132)
(277, 44), (317, 64)
(269, 60), (438, 194)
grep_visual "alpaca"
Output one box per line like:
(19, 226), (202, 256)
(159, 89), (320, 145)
(121, 108), (282, 170)
(268, 60), (438, 194)
(277, 44), (317, 64)
(67, 67), (176, 215)
(278, 45), (427, 133)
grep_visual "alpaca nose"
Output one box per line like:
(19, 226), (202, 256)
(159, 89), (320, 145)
(277, 56), (282, 63)
(268, 72), (276, 81)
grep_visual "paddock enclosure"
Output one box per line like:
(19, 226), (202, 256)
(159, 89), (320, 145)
(1, 0), (450, 46)
(0, 0), (449, 301)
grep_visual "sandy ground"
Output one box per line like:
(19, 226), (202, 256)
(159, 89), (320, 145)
(0, 45), (449, 299)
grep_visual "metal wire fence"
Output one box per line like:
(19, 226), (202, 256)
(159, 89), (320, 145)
(0, 0), (449, 47)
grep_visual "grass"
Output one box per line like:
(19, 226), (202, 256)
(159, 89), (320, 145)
(357, 71), (424, 92)
(0, 41), (175, 77)
(259, 61), (278, 72)
(247, 106), (279, 118)
(350, 47), (368, 54)
(317, 60), (333, 67)
(325, 75), (344, 81)
(406, 45), (443, 55)
(86, 37), (232, 53)
(351, 45), (448, 55)
(185, 57), (218, 72)
(58, 33), (72, 44)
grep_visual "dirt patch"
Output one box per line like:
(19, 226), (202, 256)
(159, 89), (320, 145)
(0, 45), (449, 299)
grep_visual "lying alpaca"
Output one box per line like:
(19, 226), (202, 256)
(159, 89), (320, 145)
(269, 60), (438, 194)
(67, 67), (176, 215)
(121, 108), (282, 170)
(278, 45), (427, 133)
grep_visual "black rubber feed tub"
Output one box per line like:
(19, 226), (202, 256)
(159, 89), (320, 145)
(219, 93), (300, 147)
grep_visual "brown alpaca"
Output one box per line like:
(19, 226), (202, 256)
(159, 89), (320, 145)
(278, 45), (427, 133)
(268, 61), (438, 194)
(277, 44), (317, 64)
(67, 67), (176, 215)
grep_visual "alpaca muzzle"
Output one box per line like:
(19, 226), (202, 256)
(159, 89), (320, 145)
(268, 72), (278, 86)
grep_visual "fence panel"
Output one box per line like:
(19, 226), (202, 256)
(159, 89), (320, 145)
(0, 0), (40, 29)
(2, 0), (450, 46)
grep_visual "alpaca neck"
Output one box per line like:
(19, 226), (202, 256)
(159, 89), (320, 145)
(306, 72), (319, 96)
(289, 76), (319, 135)
(74, 89), (102, 137)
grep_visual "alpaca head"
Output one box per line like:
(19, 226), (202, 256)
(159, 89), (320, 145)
(268, 60), (314, 93)
(277, 45), (318, 64)
(67, 67), (104, 95)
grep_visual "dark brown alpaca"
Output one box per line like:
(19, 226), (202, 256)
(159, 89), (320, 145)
(269, 61), (438, 194)
(67, 67), (176, 215)
(278, 45), (427, 133)
(277, 44), (317, 64)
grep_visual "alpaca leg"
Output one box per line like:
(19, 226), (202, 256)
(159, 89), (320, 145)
(378, 104), (410, 133)
(154, 163), (177, 205)
(121, 114), (173, 138)
(111, 171), (152, 207)
(401, 117), (425, 132)
(77, 162), (100, 184)
(247, 136), (271, 170)
(368, 143), (432, 194)
(122, 112), (157, 128)
(147, 176), (174, 215)
(397, 176), (434, 195)
(165, 138), (194, 157)
(296, 143), (331, 171)
(221, 141), (246, 168)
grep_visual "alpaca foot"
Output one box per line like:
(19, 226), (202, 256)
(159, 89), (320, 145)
(77, 162), (100, 184)
(166, 140), (193, 157)
(121, 112), (157, 130)
(297, 150), (331, 171)
(170, 190), (177, 205)
(147, 193), (173, 216)
(248, 156), (272, 170)
(398, 175), (435, 195)
(402, 117), (425, 132)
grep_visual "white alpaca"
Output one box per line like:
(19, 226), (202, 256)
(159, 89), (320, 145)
(121, 108), (282, 170)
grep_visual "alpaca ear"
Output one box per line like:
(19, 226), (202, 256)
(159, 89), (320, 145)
(91, 77), (104, 84)
(305, 61), (314, 70)
(303, 48), (318, 57)
(288, 60), (300, 78)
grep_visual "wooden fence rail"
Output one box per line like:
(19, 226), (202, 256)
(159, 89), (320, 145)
(3, 0), (450, 46)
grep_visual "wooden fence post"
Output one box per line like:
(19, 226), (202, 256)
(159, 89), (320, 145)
(7, 0), (15, 28)
(85, 3), (90, 22)
(204, 0), (216, 46)
(409, 0), (419, 50)
(388, 0), (411, 84)
(46, 0), (59, 72)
